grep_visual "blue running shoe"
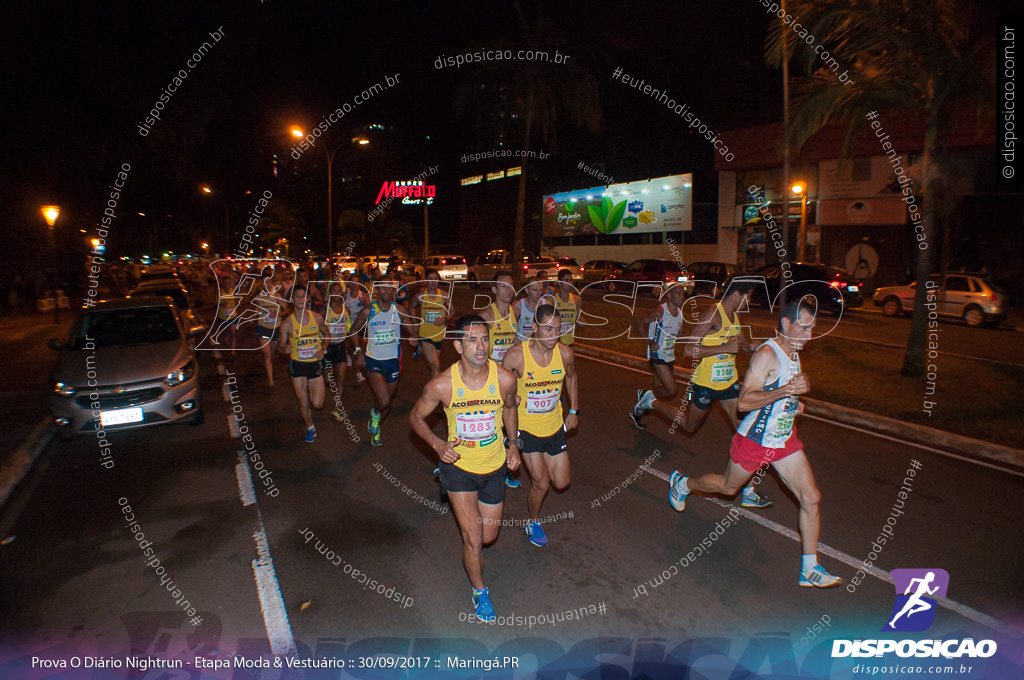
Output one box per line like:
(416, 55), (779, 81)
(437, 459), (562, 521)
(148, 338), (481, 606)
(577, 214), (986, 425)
(371, 429), (381, 447)
(525, 521), (548, 547)
(799, 564), (843, 588)
(741, 487), (773, 509)
(368, 409), (380, 435)
(304, 427), (317, 443)
(505, 474), (522, 489)
(472, 587), (496, 622)
(668, 470), (689, 511)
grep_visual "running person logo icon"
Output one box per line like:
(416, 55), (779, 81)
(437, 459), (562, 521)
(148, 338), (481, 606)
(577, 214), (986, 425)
(883, 568), (949, 632)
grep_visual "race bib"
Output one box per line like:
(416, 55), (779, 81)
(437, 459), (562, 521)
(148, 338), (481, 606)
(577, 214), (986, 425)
(492, 344), (511, 362)
(425, 310), (443, 323)
(661, 335), (676, 352)
(455, 411), (496, 440)
(560, 321), (572, 335)
(297, 344), (318, 360)
(374, 330), (396, 344)
(526, 389), (560, 414)
(711, 360), (734, 383)
(777, 415), (794, 438)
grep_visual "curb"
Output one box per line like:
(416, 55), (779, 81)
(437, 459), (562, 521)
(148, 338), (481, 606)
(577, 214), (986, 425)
(572, 343), (1024, 471)
(0, 417), (55, 512)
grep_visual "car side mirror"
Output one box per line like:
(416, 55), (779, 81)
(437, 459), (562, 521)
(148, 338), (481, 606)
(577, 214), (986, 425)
(48, 338), (63, 351)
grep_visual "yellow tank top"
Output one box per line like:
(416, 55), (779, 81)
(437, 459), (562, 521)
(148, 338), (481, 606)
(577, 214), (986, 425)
(555, 294), (577, 345)
(418, 292), (447, 340)
(692, 305), (740, 388)
(516, 340), (565, 437)
(445, 361), (506, 474)
(289, 312), (322, 362)
(217, 293), (238, 321)
(325, 304), (348, 344)
(489, 303), (518, 361)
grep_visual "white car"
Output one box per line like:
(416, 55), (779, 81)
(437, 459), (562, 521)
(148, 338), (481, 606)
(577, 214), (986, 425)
(872, 273), (1008, 327)
(336, 256), (360, 275)
(424, 255), (468, 281)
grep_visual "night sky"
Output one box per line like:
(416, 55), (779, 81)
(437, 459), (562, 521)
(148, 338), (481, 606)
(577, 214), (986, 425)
(2, 1), (785, 265)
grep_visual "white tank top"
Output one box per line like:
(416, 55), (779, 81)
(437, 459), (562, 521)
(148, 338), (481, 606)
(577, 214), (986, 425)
(737, 339), (801, 448)
(366, 302), (401, 360)
(345, 290), (366, 320)
(647, 304), (683, 362)
(518, 299), (538, 340)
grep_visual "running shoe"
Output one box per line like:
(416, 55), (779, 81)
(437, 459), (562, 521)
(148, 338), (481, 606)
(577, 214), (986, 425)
(741, 488), (773, 509)
(525, 521), (548, 547)
(505, 474), (522, 489)
(472, 587), (496, 622)
(629, 408), (647, 430)
(368, 410), (380, 435)
(799, 564), (843, 588)
(304, 427), (317, 443)
(668, 470), (689, 511)
(370, 429), (382, 447)
(331, 410), (344, 422)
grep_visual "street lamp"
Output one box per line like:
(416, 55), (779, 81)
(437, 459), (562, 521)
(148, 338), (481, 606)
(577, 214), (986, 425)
(290, 125), (354, 257)
(791, 182), (808, 261)
(40, 205), (61, 323)
(200, 185), (230, 256)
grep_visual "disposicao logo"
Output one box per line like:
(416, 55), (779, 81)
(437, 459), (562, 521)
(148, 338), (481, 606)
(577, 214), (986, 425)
(831, 568), (997, 660)
(884, 568), (948, 632)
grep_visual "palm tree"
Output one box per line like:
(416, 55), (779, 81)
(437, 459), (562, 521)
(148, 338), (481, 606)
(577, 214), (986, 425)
(765, 0), (994, 376)
(454, 1), (602, 274)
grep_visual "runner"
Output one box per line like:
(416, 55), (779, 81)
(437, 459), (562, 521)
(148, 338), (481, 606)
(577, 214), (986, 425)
(350, 275), (405, 446)
(210, 268), (239, 357)
(628, 282), (686, 431)
(411, 268), (452, 378)
(278, 286), (329, 443)
(552, 269), (581, 345)
(667, 300), (842, 588)
(480, 271), (521, 488)
(323, 285), (355, 422)
(254, 276), (285, 388)
(514, 276), (554, 341)
(408, 314), (520, 622)
(632, 281), (770, 508)
(345, 273), (371, 384)
(501, 304), (579, 547)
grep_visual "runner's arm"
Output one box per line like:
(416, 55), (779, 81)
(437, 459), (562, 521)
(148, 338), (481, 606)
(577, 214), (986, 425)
(498, 367), (521, 471)
(278, 316), (292, 354)
(562, 345), (579, 431)
(689, 307), (740, 359)
(633, 306), (661, 351)
(737, 346), (807, 411)
(409, 376), (457, 461)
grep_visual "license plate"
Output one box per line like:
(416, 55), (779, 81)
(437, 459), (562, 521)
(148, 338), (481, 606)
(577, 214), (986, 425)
(848, 285), (859, 292)
(100, 407), (144, 426)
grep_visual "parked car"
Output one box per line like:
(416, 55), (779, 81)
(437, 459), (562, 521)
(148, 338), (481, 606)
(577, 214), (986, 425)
(48, 297), (204, 439)
(687, 261), (744, 297)
(138, 265), (178, 283)
(748, 262), (863, 313)
(554, 257), (584, 281)
(468, 249), (542, 287)
(582, 259), (627, 283)
(603, 259), (694, 296)
(423, 254), (468, 281)
(128, 281), (207, 335)
(872, 272), (1007, 327)
(336, 256), (360, 275)
(521, 255), (560, 280)
(398, 258), (424, 279)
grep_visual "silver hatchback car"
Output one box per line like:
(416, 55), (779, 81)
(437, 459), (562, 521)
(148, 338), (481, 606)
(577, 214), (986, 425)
(872, 273), (1008, 327)
(49, 297), (203, 438)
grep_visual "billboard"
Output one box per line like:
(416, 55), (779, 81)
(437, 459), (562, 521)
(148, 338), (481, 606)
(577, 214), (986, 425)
(542, 173), (692, 237)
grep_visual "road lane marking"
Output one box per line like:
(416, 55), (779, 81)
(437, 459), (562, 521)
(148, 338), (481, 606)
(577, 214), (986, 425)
(577, 353), (1024, 477)
(235, 451), (257, 507)
(642, 465), (1017, 636)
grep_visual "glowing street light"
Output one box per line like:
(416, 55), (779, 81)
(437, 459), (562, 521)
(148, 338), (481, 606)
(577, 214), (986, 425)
(792, 181), (808, 261)
(200, 185), (229, 255)
(40, 205), (61, 323)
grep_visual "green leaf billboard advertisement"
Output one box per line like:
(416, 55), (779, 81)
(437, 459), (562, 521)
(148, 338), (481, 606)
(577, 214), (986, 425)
(542, 173), (692, 237)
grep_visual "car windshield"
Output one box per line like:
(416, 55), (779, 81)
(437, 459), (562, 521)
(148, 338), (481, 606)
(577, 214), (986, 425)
(557, 258), (580, 266)
(130, 288), (188, 308)
(69, 306), (181, 349)
(439, 257), (465, 265)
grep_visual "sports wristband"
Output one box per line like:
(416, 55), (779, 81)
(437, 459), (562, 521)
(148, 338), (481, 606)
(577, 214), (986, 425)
(568, 409), (580, 416)
(353, 346), (362, 354)
(510, 437), (523, 449)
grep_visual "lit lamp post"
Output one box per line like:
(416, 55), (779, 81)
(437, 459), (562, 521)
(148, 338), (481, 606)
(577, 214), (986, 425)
(41, 205), (61, 323)
(200, 185), (230, 256)
(791, 182), (808, 262)
(201, 242), (210, 258)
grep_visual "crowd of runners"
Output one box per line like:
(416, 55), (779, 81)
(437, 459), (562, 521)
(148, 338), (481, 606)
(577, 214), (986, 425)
(205, 258), (841, 623)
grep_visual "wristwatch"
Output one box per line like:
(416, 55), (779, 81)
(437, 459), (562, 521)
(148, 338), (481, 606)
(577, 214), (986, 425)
(568, 409), (580, 416)
(509, 437), (523, 449)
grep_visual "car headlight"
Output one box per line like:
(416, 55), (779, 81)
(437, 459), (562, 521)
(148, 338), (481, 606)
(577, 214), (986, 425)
(165, 360), (196, 387)
(54, 381), (76, 397)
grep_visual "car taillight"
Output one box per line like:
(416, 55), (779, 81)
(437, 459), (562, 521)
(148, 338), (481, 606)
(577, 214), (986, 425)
(523, 264), (528, 270)
(441, 259), (447, 264)
(579, 266), (584, 272)
(830, 280), (842, 288)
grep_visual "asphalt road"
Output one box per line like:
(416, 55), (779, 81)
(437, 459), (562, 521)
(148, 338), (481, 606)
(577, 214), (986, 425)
(1, 330), (1021, 665)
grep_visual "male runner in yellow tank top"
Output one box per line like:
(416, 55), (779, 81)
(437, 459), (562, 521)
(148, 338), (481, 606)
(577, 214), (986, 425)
(635, 280), (771, 508)
(411, 268), (452, 378)
(278, 286), (330, 443)
(409, 315), (520, 623)
(501, 304), (579, 547)
(553, 269), (581, 345)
